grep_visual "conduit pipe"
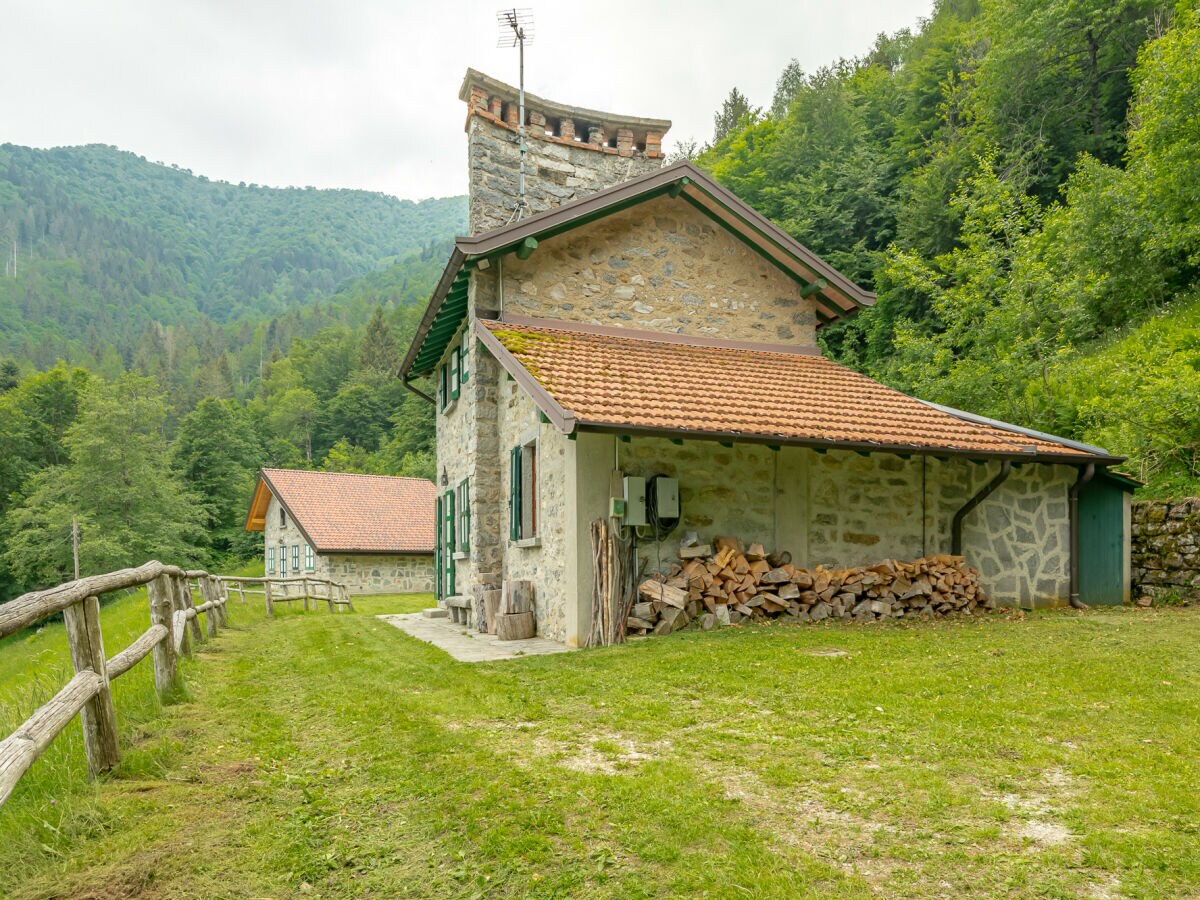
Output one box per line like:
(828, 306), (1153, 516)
(1068, 463), (1095, 609)
(951, 460), (1012, 556)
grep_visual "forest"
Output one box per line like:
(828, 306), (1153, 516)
(698, 0), (1200, 498)
(2, 0), (1199, 599)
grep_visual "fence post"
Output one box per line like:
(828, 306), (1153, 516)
(237, 580), (246, 605)
(62, 595), (121, 777)
(264, 580), (274, 617)
(171, 576), (193, 657)
(325, 580), (334, 613)
(185, 580), (203, 644)
(215, 578), (230, 626)
(301, 578), (310, 612)
(148, 575), (179, 696)
(201, 578), (218, 638)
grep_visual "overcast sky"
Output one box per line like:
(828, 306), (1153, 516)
(4, 0), (933, 202)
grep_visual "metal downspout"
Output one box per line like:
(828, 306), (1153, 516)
(1068, 463), (1096, 609)
(951, 460), (1013, 556)
(401, 374), (435, 405)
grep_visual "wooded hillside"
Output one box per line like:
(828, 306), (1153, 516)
(699, 0), (1200, 495)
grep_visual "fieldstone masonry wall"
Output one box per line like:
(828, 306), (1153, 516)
(317, 554), (434, 595)
(1132, 499), (1200, 599)
(499, 197), (819, 346)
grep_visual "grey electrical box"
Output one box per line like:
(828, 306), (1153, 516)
(623, 476), (646, 527)
(655, 477), (680, 518)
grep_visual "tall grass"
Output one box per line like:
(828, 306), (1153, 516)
(0, 559), (263, 875)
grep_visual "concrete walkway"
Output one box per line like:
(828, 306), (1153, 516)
(377, 613), (576, 663)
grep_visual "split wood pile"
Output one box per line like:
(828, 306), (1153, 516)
(630, 536), (991, 636)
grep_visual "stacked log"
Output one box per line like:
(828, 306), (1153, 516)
(627, 535), (991, 636)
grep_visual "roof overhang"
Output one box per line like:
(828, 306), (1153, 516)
(399, 161), (877, 381)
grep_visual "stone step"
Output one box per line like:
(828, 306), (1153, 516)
(421, 607), (449, 619)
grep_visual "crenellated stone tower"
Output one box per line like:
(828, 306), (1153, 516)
(459, 68), (671, 235)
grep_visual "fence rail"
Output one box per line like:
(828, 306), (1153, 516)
(0, 562), (349, 808)
(218, 576), (353, 615)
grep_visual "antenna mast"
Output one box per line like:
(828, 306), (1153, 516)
(497, 8), (535, 222)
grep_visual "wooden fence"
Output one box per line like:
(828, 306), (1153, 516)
(0, 563), (349, 808)
(218, 576), (353, 615)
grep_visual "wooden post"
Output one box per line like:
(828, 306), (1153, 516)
(203, 579), (218, 638)
(171, 576), (193, 657)
(62, 595), (120, 776)
(237, 580), (246, 605)
(301, 578), (309, 612)
(183, 580), (203, 644)
(264, 579), (274, 617)
(213, 578), (228, 626)
(326, 580), (334, 613)
(147, 575), (178, 696)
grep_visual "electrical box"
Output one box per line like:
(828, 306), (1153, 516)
(608, 496), (626, 519)
(654, 477), (680, 518)
(622, 476), (647, 527)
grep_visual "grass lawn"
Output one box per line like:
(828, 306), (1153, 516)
(1, 591), (1199, 898)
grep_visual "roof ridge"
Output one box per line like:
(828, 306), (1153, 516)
(261, 467), (434, 486)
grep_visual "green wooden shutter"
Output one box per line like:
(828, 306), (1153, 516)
(509, 446), (522, 540)
(444, 489), (456, 595)
(460, 341), (469, 384)
(449, 349), (461, 401)
(459, 478), (470, 551)
(434, 496), (442, 599)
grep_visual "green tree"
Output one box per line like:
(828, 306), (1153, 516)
(359, 306), (400, 375)
(3, 374), (205, 586)
(712, 87), (756, 145)
(269, 388), (320, 462)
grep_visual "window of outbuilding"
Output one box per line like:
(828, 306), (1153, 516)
(280, 506), (286, 528)
(267, 546), (275, 574)
(292, 544), (299, 573)
(304, 545), (315, 571)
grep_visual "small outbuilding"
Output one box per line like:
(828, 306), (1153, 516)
(245, 468), (436, 595)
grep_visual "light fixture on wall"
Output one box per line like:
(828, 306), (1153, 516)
(441, 467), (449, 487)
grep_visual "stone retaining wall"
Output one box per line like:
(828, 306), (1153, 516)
(1132, 499), (1200, 599)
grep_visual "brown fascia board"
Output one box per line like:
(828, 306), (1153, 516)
(319, 547), (435, 556)
(398, 247), (467, 379)
(454, 161), (876, 310)
(458, 68), (672, 136)
(574, 421), (1123, 465)
(253, 469), (324, 553)
(474, 319), (578, 434)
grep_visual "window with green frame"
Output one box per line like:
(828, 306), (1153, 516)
(267, 545), (275, 574)
(456, 478), (470, 551)
(509, 440), (537, 540)
(434, 496), (442, 599)
(291, 544), (300, 573)
(438, 342), (466, 413)
(442, 488), (456, 594)
(304, 544), (315, 571)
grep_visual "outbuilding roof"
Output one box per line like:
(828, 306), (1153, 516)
(476, 317), (1120, 463)
(245, 468), (436, 554)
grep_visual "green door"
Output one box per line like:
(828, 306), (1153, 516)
(1078, 478), (1126, 606)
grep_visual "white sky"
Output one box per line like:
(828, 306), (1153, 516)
(3, 0), (933, 202)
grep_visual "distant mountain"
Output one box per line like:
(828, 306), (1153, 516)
(0, 143), (466, 360)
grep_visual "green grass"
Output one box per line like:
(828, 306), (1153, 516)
(2, 597), (1199, 898)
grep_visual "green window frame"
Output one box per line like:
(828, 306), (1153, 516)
(267, 545), (275, 575)
(509, 441), (537, 541)
(459, 340), (469, 384)
(304, 544), (315, 571)
(435, 496), (443, 599)
(442, 488), (456, 595)
(457, 478), (470, 551)
(291, 544), (299, 573)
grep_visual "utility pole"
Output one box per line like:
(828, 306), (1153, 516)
(71, 516), (80, 580)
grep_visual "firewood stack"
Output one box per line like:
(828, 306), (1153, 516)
(628, 535), (991, 636)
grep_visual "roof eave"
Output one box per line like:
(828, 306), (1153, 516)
(572, 421), (1122, 465)
(399, 246), (469, 380)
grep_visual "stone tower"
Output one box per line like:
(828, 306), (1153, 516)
(459, 68), (672, 235)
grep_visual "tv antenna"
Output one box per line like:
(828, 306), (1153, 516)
(497, 8), (534, 222)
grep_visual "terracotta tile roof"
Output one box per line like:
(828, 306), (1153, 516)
(480, 319), (1105, 460)
(254, 468), (436, 554)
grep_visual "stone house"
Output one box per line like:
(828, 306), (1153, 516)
(245, 468), (436, 595)
(398, 70), (1133, 645)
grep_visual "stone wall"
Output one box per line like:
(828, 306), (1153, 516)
(497, 196), (819, 347)
(463, 74), (668, 235)
(316, 554), (434, 595)
(1132, 499), (1200, 599)
(497, 381), (571, 642)
(263, 494), (311, 576)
